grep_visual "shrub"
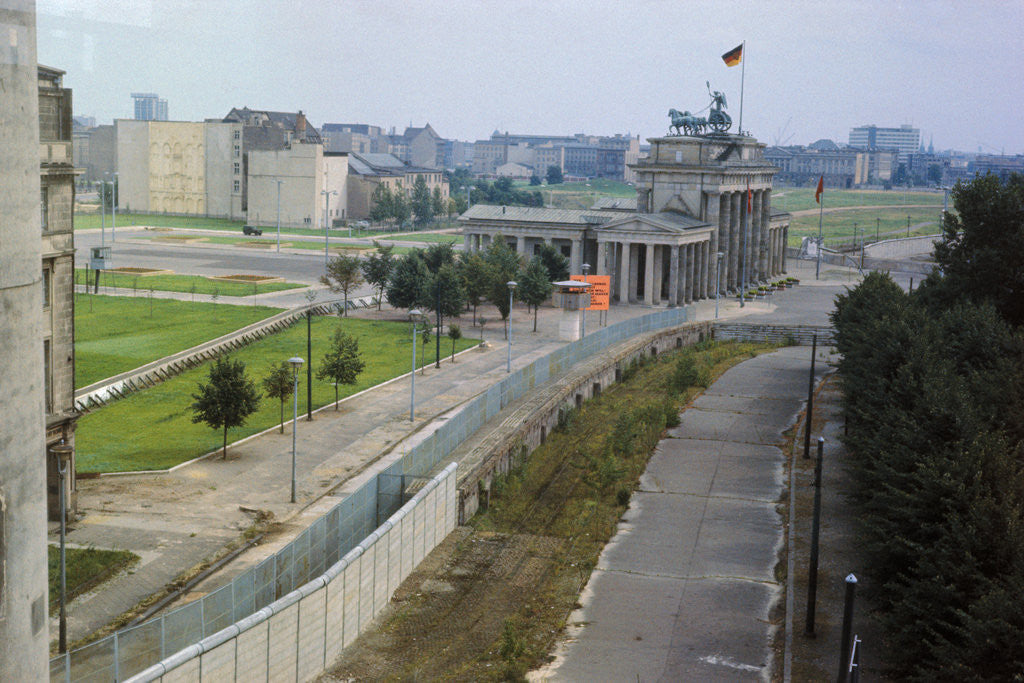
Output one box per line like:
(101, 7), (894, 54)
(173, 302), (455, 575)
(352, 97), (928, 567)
(670, 354), (698, 393)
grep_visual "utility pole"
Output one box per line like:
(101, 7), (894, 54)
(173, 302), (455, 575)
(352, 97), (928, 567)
(276, 180), (282, 253)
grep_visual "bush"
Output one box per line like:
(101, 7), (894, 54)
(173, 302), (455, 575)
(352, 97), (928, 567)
(670, 354), (698, 393)
(663, 398), (680, 427)
(616, 488), (632, 507)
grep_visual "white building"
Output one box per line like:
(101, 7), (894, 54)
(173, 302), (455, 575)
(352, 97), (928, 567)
(848, 124), (920, 163)
(247, 145), (348, 229)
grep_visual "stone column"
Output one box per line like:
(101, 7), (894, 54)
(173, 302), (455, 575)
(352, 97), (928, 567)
(668, 245), (680, 307)
(760, 189), (772, 279)
(596, 241), (608, 276)
(718, 193), (731, 293)
(782, 226), (789, 272)
(619, 242), (632, 304)
(570, 238), (583, 275)
(704, 191), (720, 295)
(643, 243), (655, 305)
(750, 190), (761, 281)
(463, 233), (472, 251)
(697, 241), (707, 299)
(678, 243), (688, 305)
(516, 235), (526, 255)
(687, 244), (696, 303)
(629, 242), (640, 303)
(652, 244), (664, 303)
(729, 192), (741, 291)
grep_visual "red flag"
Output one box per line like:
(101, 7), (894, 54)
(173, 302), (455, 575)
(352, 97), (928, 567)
(815, 175), (824, 204)
(747, 182), (752, 212)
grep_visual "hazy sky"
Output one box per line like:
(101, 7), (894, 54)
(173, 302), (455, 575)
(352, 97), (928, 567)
(38, 0), (1024, 154)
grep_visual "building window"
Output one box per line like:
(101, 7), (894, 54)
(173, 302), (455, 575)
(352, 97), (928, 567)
(233, 162), (240, 175)
(234, 144), (240, 158)
(40, 186), (48, 231)
(233, 130), (240, 140)
(43, 339), (52, 414)
(42, 267), (51, 309)
(233, 180), (240, 192)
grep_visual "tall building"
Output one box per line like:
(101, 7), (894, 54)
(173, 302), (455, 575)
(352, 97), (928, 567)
(0, 4), (52, 677)
(131, 92), (168, 121)
(848, 124), (920, 162)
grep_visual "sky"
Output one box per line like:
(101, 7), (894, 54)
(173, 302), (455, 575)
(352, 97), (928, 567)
(37, 0), (1024, 155)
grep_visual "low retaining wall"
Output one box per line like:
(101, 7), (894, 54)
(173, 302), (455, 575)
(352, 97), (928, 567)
(786, 247), (935, 276)
(863, 234), (941, 259)
(455, 321), (713, 523)
(712, 322), (835, 346)
(125, 463), (457, 683)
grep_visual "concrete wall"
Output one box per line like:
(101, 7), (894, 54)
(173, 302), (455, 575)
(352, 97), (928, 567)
(862, 234), (940, 259)
(116, 119), (150, 212)
(204, 122), (243, 220)
(0, 4), (51, 678)
(128, 464), (458, 683)
(248, 144), (322, 228)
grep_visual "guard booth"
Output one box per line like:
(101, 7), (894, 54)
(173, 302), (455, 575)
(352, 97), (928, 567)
(89, 246), (110, 292)
(553, 280), (591, 341)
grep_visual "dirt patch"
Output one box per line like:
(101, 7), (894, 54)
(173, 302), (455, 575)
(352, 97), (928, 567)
(102, 267), (172, 276)
(208, 274), (284, 283)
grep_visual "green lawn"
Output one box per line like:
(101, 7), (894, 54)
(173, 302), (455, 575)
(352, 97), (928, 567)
(77, 269), (305, 297)
(380, 233), (460, 244)
(146, 234), (374, 253)
(76, 317), (480, 472)
(75, 211), (381, 238)
(772, 188), (943, 213)
(75, 295), (282, 388)
(788, 206), (947, 246)
(48, 545), (139, 613)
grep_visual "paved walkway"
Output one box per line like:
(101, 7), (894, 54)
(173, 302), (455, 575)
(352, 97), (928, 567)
(542, 345), (831, 681)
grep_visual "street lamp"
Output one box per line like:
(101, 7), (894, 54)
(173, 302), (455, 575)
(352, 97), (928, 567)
(580, 263), (590, 338)
(321, 189), (338, 265)
(111, 172), (118, 243)
(506, 281), (517, 373)
(276, 180), (283, 253)
(715, 252), (725, 319)
(288, 356), (304, 503)
(409, 309), (423, 421)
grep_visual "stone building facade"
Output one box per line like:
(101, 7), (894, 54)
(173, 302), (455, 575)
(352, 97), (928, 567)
(1, 7), (53, 676)
(39, 65), (79, 518)
(460, 134), (790, 306)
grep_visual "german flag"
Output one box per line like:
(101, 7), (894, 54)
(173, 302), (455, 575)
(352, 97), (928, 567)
(722, 43), (743, 67)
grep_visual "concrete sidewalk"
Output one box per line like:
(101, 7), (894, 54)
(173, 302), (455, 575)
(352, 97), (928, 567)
(541, 345), (833, 681)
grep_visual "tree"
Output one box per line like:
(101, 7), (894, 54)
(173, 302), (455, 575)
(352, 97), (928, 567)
(458, 251), (491, 325)
(518, 256), (554, 331)
(431, 187), (445, 224)
(191, 356), (261, 459)
(412, 174), (433, 227)
(529, 174), (542, 186)
(391, 186), (410, 227)
(385, 251), (430, 310)
(449, 195), (467, 216)
(361, 242), (394, 311)
(447, 324), (462, 362)
(931, 173), (1024, 326)
(423, 242), (456, 274)
(537, 242), (570, 281)
(484, 235), (522, 338)
(262, 362), (294, 434)
(320, 254), (364, 316)
(316, 325), (365, 410)
(546, 165), (563, 185)
(369, 183), (393, 224)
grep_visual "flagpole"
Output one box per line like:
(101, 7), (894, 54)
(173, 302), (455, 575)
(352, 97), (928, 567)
(738, 40), (746, 134)
(816, 186), (824, 280)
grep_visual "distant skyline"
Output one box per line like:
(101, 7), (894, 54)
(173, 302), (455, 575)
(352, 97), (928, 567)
(38, 0), (1024, 155)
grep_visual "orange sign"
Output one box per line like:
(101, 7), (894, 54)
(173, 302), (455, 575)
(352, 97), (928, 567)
(570, 275), (610, 311)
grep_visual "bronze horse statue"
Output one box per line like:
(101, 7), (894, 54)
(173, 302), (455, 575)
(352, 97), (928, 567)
(668, 108), (707, 136)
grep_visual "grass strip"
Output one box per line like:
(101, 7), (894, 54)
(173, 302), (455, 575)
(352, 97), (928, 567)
(787, 205), (946, 246)
(771, 187), (943, 213)
(48, 545), (140, 614)
(75, 294), (282, 388)
(327, 340), (778, 681)
(75, 269), (305, 298)
(74, 211), (382, 239)
(75, 316), (479, 473)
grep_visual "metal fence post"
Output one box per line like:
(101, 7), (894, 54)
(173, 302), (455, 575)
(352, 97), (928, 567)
(805, 437), (825, 637)
(837, 574), (858, 683)
(113, 631), (120, 682)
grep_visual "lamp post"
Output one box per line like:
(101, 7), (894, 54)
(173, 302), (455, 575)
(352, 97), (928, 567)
(54, 449), (70, 653)
(506, 281), (517, 373)
(321, 189), (338, 265)
(111, 173), (118, 243)
(715, 252), (724, 319)
(409, 309), (422, 421)
(288, 357), (304, 503)
(276, 180), (283, 253)
(100, 180), (106, 248)
(581, 263), (590, 338)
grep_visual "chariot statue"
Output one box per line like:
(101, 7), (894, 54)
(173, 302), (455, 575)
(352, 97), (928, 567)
(667, 82), (733, 136)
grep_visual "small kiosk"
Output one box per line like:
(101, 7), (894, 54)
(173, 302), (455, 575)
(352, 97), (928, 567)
(89, 246), (111, 292)
(553, 280), (592, 341)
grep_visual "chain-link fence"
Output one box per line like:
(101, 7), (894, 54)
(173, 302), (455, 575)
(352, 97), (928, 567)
(50, 306), (690, 682)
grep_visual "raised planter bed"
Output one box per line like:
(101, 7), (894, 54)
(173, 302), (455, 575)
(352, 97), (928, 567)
(209, 274), (285, 284)
(102, 267), (173, 276)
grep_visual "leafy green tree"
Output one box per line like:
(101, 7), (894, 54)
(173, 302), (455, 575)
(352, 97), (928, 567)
(262, 361), (294, 433)
(546, 165), (563, 185)
(449, 195), (467, 216)
(431, 186), (445, 223)
(529, 174), (542, 186)
(391, 186), (410, 227)
(385, 252), (430, 310)
(459, 251), (491, 326)
(537, 242), (570, 281)
(320, 254), (364, 316)
(369, 183), (393, 223)
(317, 325), (366, 410)
(423, 242), (456, 274)
(484, 235), (522, 338)
(412, 174), (433, 227)
(191, 356), (261, 459)
(518, 256), (554, 331)
(447, 324), (462, 362)
(931, 173), (1024, 326)
(361, 242), (394, 311)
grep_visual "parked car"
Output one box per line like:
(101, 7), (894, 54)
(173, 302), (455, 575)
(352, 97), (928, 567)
(242, 225), (262, 236)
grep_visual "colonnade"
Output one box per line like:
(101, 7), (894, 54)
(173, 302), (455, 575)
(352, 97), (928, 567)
(596, 239), (710, 307)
